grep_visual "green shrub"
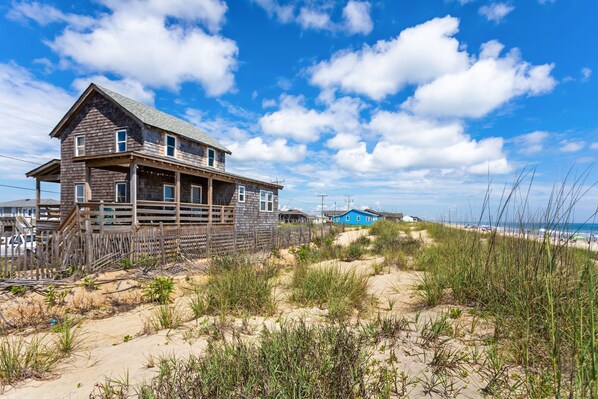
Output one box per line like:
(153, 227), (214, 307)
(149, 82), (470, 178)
(0, 336), (59, 386)
(341, 241), (366, 262)
(208, 253), (252, 275)
(143, 276), (175, 304)
(9, 286), (26, 296)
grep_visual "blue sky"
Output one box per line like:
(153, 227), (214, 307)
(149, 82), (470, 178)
(0, 0), (596, 220)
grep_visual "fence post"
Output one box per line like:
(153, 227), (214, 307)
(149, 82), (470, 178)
(207, 224), (212, 256)
(159, 222), (166, 266)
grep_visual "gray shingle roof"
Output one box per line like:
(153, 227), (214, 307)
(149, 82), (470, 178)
(95, 85), (230, 154)
(0, 199), (60, 207)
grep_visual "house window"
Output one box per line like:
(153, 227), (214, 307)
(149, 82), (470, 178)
(357, 216), (361, 222)
(346, 216), (350, 221)
(75, 135), (85, 156)
(163, 185), (175, 202)
(191, 185), (202, 204)
(238, 186), (246, 203)
(366, 216), (372, 222)
(75, 184), (85, 203)
(115, 182), (128, 203)
(166, 135), (176, 157)
(259, 190), (273, 212)
(115, 129), (127, 152)
(207, 148), (215, 168)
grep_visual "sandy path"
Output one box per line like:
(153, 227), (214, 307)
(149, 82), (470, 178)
(334, 228), (368, 246)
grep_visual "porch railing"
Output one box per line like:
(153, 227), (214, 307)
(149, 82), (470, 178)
(73, 201), (234, 232)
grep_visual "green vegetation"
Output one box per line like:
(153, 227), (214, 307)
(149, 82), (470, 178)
(0, 336), (59, 388)
(191, 256), (277, 317)
(82, 277), (98, 291)
(9, 285), (26, 296)
(91, 322), (398, 399)
(143, 276), (175, 304)
(291, 264), (370, 320)
(53, 318), (82, 354)
(148, 305), (184, 331)
(369, 220), (420, 270)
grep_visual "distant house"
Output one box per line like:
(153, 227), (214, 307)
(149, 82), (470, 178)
(0, 198), (61, 234)
(323, 210), (345, 223)
(279, 209), (312, 224)
(402, 215), (422, 223)
(365, 209), (403, 222)
(333, 209), (383, 226)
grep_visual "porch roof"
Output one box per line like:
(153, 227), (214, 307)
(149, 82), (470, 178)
(25, 159), (61, 182)
(73, 151), (283, 190)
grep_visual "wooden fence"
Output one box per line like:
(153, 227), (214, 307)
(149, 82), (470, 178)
(0, 224), (334, 282)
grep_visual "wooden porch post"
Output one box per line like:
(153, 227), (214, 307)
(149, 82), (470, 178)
(84, 167), (92, 201)
(35, 179), (40, 226)
(130, 162), (138, 226)
(208, 177), (213, 224)
(175, 171), (181, 225)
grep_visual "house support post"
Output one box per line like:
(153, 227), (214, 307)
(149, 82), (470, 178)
(175, 171), (180, 226)
(84, 167), (92, 202)
(35, 179), (40, 227)
(208, 177), (213, 224)
(130, 162), (138, 226)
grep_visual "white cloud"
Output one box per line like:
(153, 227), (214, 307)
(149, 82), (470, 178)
(581, 67), (592, 82)
(343, 1), (373, 35)
(560, 141), (584, 153)
(259, 95), (363, 142)
(479, 2), (515, 23)
(403, 41), (556, 118)
(7, 1), (95, 30)
(253, 0), (374, 35)
(590, 142), (598, 150)
(326, 133), (361, 149)
(72, 75), (156, 105)
(513, 131), (549, 155)
(227, 137), (307, 163)
(0, 63), (75, 177)
(309, 16), (469, 100)
(41, 0), (237, 96)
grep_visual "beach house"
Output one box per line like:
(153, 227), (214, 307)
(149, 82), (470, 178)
(26, 83), (282, 235)
(333, 209), (382, 226)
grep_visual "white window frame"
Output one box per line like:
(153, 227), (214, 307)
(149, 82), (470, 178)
(115, 129), (127, 152)
(366, 216), (372, 222)
(357, 216), (361, 222)
(207, 148), (215, 168)
(75, 183), (85, 203)
(238, 185), (246, 203)
(346, 216), (350, 221)
(115, 182), (128, 203)
(75, 135), (85, 156)
(259, 190), (273, 212)
(191, 185), (202, 204)
(165, 134), (176, 157)
(163, 184), (175, 202)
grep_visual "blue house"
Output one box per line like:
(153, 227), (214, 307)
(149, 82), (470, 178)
(333, 209), (383, 226)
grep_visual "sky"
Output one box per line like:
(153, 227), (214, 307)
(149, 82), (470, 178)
(0, 0), (597, 221)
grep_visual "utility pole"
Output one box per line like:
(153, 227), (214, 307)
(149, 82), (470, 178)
(345, 195), (353, 210)
(317, 194), (327, 236)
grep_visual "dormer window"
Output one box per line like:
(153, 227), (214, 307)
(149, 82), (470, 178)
(116, 129), (127, 152)
(75, 135), (85, 156)
(165, 134), (176, 157)
(207, 148), (215, 168)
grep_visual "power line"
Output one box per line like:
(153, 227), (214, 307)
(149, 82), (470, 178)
(0, 102), (56, 121)
(0, 183), (59, 194)
(0, 110), (54, 127)
(0, 154), (42, 165)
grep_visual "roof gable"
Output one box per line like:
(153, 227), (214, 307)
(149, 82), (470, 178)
(336, 209), (380, 218)
(50, 84), (230, 154)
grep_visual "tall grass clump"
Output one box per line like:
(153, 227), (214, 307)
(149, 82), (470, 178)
(369, 220), (421, 270)
(0, 336), (59, 388)
(418, 168), (598, 397)
(291, 264), (370, 319)
(114, 322), (397, 398)
(192, 259), (277, 317)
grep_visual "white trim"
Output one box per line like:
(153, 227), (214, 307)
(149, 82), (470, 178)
(259, 190), (273, 212)
(163, 184), (175, 202)
(356, 216), (361, 222)
(115, 181), (128, 203)
(115, 129), (127, 152)
(75, 135), (85, 156)
(165, 134), (176, 157)
(74, 183), (85, 203)
(238, 185), (246, 203)
(191, 185), (202, 204)
(207, 148), (215, 168)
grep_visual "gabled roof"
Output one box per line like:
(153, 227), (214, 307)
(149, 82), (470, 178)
(26, 159), (61, 182)
(50, 84), (230, 154)
(335, 209), (381, 218)
(0, 199), (60, 207)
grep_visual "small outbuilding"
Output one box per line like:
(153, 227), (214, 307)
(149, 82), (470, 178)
(332, 209), (383, 226)
(279, 209), (312, 224)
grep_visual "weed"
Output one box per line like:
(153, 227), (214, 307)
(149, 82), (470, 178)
(143, 276), (174, 304)
(53, 317), (82, 354)
(148, 304), (184, 331)
(370, 262), (384, 276)
(45, 285), (68, 306)
(341, 240), (366, 262)
(9, 285), (26, 296)
(0, 336), (59, 387)
(82, 277), (98, 291)
(449, 308), (463, 319)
